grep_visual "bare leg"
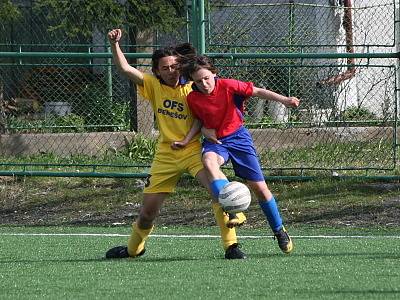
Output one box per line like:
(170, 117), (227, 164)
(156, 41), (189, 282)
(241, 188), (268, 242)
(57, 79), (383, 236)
(137, 192), (168, 228)
(127, 192), (168, 256)
(246, 180), (273, 201)
(202, 152), (226, 181)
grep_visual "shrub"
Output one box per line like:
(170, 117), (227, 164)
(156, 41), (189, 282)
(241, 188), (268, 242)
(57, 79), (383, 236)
(75, 82), (129, 131)
(122, 134), (156, 162)
(342, 106), (377, 121)
(7, 113), (85, 133)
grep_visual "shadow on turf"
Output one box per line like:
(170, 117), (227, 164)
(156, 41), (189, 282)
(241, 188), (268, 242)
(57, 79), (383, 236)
(102, 255), (222, 263)
(102, 250), (387, 262)
(247, 252), (400, 260)
(0, 256), (213, 264)
(0, 258), (104, 264)
(1, 252), (398, 264)
(302, 289), (400, 296)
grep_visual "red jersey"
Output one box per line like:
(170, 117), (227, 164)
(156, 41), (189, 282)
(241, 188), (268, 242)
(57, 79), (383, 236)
(187, 78), (254, 138)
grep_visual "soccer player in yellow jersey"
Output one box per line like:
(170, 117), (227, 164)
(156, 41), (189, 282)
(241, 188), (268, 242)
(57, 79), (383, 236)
(105, 29), (246, 259)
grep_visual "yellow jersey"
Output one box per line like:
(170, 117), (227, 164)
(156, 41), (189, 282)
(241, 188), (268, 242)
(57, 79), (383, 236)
(137, 73), (200, 146)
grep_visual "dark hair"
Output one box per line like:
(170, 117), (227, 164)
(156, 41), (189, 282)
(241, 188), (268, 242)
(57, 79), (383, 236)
(151, 43), (196, 79)
(151, 46), (176, 76)
(178, 55), (218, 80)
(174, 43), (196, 57)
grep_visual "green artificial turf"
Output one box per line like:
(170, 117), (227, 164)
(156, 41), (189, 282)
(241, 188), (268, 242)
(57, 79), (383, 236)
(0, 226), (399, 299)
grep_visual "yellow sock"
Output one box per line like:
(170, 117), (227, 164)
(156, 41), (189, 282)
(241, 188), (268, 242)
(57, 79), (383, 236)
(212, 203), (238, 250)
(127, 222), (153, 257)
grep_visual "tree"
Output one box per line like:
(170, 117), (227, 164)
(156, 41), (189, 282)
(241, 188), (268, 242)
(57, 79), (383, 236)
(0, 0), (21, 25)
(33, 0), (186, 40)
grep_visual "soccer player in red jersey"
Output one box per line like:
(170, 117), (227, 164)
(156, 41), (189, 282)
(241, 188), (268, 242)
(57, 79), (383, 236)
(105, 29), (246, 260)
(180, 55), (300, 253)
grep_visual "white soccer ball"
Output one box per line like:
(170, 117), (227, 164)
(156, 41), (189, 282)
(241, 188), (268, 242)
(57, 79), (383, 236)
(218, 181), (251, 213)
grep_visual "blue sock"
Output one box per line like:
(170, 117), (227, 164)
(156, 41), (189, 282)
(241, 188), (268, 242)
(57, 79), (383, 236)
(258, 196), (283, 232)
(210, 179), (229, 198)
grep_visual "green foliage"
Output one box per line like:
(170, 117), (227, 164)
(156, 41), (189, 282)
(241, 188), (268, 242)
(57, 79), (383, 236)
(258, 140), (393, 171)
(122, 134), (156, 162)
(33, 0), (123, 39)
(33, 0), (186, 39)
(50, 114), (86, 132)
(125, 0), (186, 33)
(0, 0), (21, 24)
(245, 115), (283, 129)
(76, 82), (129, 131)
(7, 113), (85, 133)
(342, 106), (377, 121)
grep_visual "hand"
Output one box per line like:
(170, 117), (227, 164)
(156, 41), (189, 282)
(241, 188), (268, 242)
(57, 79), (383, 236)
(284, 96), (300, 108)
(170, 141), (186, 150)
(108, 29), (122, 44)
(201, 127), (222, 144)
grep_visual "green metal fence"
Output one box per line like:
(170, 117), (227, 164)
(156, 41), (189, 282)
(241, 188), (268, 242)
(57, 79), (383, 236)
(0, 0), (399, 178)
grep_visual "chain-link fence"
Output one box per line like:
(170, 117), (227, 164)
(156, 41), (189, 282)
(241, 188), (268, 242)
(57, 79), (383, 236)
(0, 0), (399, 177)
(207, 0), (399, 174)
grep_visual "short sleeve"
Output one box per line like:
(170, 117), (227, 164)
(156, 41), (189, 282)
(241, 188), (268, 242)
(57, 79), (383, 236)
(235, 79), (254, 97)
(137, 73), (157, 101)
(187, 93), (199, 119)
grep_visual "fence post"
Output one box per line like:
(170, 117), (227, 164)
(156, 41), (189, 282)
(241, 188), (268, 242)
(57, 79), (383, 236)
(396, 1), (400, 165)
(190, 0), (205, 54)
(198, 0), (205, 54)
(106, 44), (113, 103)
(190, 0), (198, 49)
(0, 83), (5, 133)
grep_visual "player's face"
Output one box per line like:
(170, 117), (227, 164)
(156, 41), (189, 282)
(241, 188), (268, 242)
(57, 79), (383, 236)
(156, 56), (180, 87)
(191, 68), (216, 94)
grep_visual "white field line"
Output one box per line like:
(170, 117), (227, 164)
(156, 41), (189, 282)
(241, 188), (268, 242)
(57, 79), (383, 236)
(1, 233), (400, 239)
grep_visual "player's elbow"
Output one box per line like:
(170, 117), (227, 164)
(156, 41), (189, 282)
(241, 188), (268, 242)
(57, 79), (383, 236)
(252, 87), (263, 97)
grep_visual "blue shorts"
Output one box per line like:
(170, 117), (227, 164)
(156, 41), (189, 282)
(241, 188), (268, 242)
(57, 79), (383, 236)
(202, 126), (265, 181)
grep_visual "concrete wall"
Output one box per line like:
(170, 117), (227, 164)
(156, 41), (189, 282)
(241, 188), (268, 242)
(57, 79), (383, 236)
(0, 127), (397, 157)
(0, 132), (135, 157)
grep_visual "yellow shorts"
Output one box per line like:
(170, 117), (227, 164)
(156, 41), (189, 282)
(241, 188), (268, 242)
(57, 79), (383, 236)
(143, 141), (203, 193)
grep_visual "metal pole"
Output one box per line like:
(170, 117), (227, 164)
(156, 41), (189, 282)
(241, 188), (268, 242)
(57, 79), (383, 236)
(0, 51), (398, 59)
(190, 0), (198, 49)
(288, 0), (295, 97)
(395, 0), (400, 167)
(198, 0), (206, 54)
(107, 45), (113, 102)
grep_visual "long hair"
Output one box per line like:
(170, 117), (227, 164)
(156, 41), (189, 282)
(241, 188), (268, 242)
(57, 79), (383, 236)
(151, 43), (197, 79)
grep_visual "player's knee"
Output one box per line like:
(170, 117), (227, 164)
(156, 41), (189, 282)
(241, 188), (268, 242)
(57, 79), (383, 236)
(248, 181), (272, 199)
(139, 207), (158, 224)
(202, 154), (217, 170)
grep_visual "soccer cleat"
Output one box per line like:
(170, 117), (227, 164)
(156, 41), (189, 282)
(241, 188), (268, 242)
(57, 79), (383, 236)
(273, 226), (293, 254)
(105, 245), (146, 259)
(224, 243), (247, 259)
(226, 212), (247, 228)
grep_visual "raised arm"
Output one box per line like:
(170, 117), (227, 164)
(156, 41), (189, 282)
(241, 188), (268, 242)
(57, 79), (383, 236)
(252, 86), (300, 108)
(108, 29), (144, 86)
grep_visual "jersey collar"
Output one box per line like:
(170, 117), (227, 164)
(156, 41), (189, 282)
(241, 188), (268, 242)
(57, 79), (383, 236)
(159, 76), (189, 86)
